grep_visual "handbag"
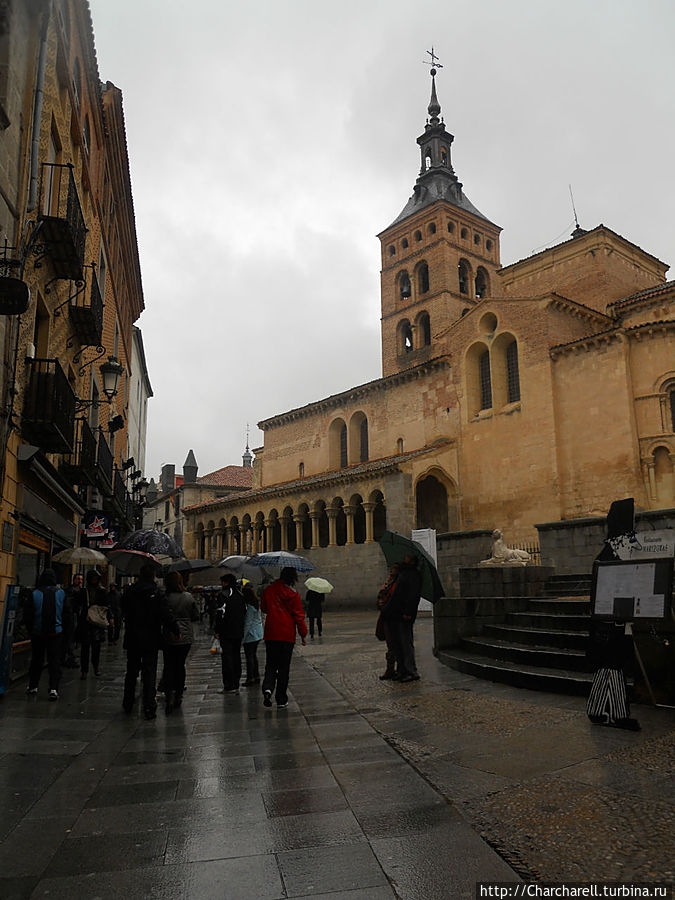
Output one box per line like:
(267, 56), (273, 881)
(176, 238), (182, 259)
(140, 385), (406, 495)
(86, 604), (108, 629)
(375, 612), (386, 641)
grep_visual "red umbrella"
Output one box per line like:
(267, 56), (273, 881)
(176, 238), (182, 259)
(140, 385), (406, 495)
(106, 549), (162, 575)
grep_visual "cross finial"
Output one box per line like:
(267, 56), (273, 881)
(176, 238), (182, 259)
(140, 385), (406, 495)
(245, 423), (250, 450)
(424, 47), (443, 70)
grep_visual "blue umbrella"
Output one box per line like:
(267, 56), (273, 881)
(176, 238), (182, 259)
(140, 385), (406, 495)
(247, 551), (315, 573)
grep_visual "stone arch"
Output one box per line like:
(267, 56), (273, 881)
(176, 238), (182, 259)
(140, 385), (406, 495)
(475, 266), (490, 299)
(283, 505), (296, 552)
(415, 311), (431, 347)
(298, 502), (312, 550)
(255, 511), (266, 552)
(331, 496), (347, 547)
(349, 411), (369, 464)
(241, 513), (252, 555)
(415, 467), (459, 533)
(415, 260), (430, 295)
(329, 417), (348, 469)
(350, 492), (366, 544)
(267, 508), (281, 552)
(653, 445), (674, 506)
(228, 516), (240, 554)
(314, 499), (329, 548)
(369, 489), (387, 540)
(466, 341), (492, 415)
(398, 269), (411, 301)
(458, 258), (472, 296)
(195, 521), (205, 558)
(397, 318), (413, 355)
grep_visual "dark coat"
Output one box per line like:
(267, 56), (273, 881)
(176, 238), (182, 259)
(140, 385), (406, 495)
(305, 590), (323, 617)
(75, 585), (110, 642)
(587, 620), (634, 673)
(213, 586), (247, 641)
(381, 562), (422, 621)
(122, 576), (176, 651)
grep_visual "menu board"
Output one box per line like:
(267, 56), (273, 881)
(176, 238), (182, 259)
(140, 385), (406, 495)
(591, 559), (674, 620)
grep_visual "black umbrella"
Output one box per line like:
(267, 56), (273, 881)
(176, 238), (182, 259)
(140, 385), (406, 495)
(377, 530), (445, 603)
(113, 529), (183, 559)
(165, 558), (214, 574)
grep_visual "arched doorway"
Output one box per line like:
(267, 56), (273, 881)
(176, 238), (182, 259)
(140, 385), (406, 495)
(415, 470), (458, 532)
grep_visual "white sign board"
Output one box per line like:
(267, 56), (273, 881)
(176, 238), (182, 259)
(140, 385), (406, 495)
(411, 528), (436, 611)
(612, 530), (675, 561)
(592, 559), (673, 620)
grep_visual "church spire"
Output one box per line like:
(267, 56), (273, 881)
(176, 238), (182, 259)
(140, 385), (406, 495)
(427, 67), (441, 125)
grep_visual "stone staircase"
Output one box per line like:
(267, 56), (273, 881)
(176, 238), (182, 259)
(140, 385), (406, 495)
(438, 574), (596, 695)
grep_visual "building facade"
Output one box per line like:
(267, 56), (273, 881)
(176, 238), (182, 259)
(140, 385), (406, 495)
(183, 70), (674, 602)
(0, 0), (148, 621)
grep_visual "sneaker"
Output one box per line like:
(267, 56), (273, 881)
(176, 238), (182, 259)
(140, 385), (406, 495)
(26, 686), (38, 695)
(263, 690), (272, 708)
(48, 689), (58, 701)
(277, 701), (288, 709)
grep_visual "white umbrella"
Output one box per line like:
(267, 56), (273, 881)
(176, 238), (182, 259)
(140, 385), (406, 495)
(52, 547), (108, 565)
(217, 555), (268, 584)
(304, 577), (334, 594)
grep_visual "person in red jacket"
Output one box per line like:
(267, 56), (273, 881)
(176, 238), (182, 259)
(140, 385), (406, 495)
(260, 567), (307, 708)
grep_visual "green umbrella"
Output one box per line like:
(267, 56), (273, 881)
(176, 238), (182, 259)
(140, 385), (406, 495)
(377, 530), (445, 603)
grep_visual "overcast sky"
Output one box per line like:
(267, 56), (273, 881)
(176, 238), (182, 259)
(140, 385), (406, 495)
(88, 0), (675, 483)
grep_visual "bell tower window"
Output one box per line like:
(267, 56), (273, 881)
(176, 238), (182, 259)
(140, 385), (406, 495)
(475, 267), (489, 299)
(458, 260), (470, 295)
(398, 271), (411, 301)
(424, 149), (432, 171)
(479, 350), (492, 409)
(417, 262), (429, 294)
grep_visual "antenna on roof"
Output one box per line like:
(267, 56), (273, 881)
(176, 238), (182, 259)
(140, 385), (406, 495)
(569, 184), (587, 238)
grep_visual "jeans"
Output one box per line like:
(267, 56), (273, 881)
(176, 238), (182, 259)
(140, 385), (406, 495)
(28, 634), (62, 691)
(123, 646), (159, 713)
(262, 640), (295, 704)
(220, 637), (242, 690)
(243, 640), (260, 681)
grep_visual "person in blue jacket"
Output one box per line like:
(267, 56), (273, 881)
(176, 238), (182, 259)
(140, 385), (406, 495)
(24, 568), (69, 700)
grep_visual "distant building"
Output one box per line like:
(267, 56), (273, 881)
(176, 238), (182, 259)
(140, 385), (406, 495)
(183, 68), (674, 604)
(143, 450), (253, 553)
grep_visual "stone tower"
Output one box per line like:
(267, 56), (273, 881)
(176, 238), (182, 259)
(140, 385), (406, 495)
(378, 67), (502, 377)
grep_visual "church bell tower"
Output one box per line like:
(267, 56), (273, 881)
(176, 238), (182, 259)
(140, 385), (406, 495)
(378, 61), (502, 377)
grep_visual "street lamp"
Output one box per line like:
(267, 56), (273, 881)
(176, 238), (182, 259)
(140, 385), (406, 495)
(75, 356), (124, 410)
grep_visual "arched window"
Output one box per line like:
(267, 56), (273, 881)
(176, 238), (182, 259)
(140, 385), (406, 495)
(458, 260), (470, 295)
(417, 261), (429, 294)
(414, 230), (422, 242)
(670, 387), (675, 431)
(447, 221), (455, 233)
(398, 270), (411, 301)
(402, 237), (409, 249)
(417, 312), (431, 346)
(441, 147), (448, 166)
(398, 319), (413, 355)
(428, 222), (436, 235)
(360, 417), (369, 462)
(475, 267), (489, 299)
(388, 245), (396, 257)
(397, 438), (404, 454)
(424, 150), (432, 171)
(479, 350), (492, 409)
(299, 462), (304, 478)
(339, 423), (347, 467)
(506, 340), (520, 403)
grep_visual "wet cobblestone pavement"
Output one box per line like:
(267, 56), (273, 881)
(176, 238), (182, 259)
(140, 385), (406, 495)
(0, 610), (672, 898)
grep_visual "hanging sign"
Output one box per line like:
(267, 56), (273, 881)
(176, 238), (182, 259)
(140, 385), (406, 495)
(82, 511), (109, 538)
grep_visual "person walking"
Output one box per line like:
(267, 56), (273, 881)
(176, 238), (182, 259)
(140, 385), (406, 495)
(305, 588), (324, 639)
(162, 571), (199, 714)
(261, 567), (307, 709)
(78, 570), (110, 678)
(122, 563), (176, 719)
(241, 583), (263, 686)
(380, 554), (422, 682)
(214, 573), (247, 694)
(61, 572), (83, 668)
(24, 569), (70, 700)
(107, 581), (122, 645)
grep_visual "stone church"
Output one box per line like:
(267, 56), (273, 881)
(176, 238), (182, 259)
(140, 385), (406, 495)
(184, 70), (674, 601)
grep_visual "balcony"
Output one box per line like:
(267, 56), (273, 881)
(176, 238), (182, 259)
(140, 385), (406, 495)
(38, 163), (86, 280)
(69, 271), (103, 347)
(22, 359), (76, 454)
(59, 418), (97, 486)
(95, 430), (113, 496)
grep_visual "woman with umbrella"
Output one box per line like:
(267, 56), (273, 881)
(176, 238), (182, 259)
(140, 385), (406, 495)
(77, 570), (110, 679)
(304, 577), (333, 639)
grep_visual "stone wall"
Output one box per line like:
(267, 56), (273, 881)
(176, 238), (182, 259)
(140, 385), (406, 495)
(432, 593), (529, 652)
(436, 529), (492, 597)
(297, 543), (389, 610)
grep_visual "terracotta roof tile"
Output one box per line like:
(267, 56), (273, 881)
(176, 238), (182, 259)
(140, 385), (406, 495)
(198, 466), (253, 489)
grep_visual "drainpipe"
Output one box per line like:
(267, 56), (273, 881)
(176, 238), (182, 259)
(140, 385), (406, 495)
(27, 0), (52, 212)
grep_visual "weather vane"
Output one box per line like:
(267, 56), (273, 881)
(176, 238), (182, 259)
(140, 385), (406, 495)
(424, 47), (443, 70)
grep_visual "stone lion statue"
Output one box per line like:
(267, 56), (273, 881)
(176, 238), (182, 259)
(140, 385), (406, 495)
(479, 529), (531, 567)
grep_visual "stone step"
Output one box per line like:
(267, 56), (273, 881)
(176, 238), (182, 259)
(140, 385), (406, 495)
(506, 611), (591, 631)
(526, 598), (591, 615)
(460, 636), (592, 673)
(483, 623), (589, 652)
(438, 649), (594, 695)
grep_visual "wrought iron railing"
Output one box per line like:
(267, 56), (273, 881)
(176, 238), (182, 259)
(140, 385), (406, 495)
(38, 163), (86, 280)
(21, 359), (76, 454)
(60, 418), (97, 485)
(514, 542), (541, 565)
(69, 269), (103, 347)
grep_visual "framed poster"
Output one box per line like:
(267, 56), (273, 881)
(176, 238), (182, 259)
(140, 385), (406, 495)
(591, 558), (673, 620)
